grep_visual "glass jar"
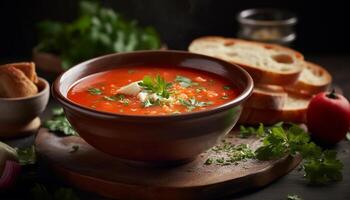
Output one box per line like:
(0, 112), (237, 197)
(237, 8), (297, 46)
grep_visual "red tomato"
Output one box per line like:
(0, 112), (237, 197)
(307, 90), (350, 144)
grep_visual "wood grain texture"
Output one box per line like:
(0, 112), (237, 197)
(35, 128), (301, 200)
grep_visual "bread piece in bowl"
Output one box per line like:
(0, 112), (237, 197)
(189, 36), (305, 85)
(0, 66), (38, 98)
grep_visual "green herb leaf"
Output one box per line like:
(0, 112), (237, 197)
(87, 87), (102, 95)
(174, 75), (198, 88)
(70, 145), (79, 153)
(242, 123), (344, 184)
(223, 86), (231, 90)
(138, 75), (172, 98)
(44, 108), (78, 136)
(179, 98), (213, 112)
(37, 1), (161, 70)
(16, 146), (36, 165)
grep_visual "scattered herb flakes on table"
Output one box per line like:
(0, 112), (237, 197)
(44, 107), (78, 136)
(204, 122), (344, 184)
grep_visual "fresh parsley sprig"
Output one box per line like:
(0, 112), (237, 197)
(239, 123), (344, 184)
(138, 75), (172, 98)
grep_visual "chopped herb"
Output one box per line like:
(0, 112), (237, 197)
(16, 146), (36, 165)
(70, 145), (79, 153)
(138, 75), (172, 98)
(221, 95), (229, 100)
(174, 75), (199, 88)
(205, 142), (255, 166)
(287, 194), (303, 200)
(241, 123), (344, 184)
(87, 87), (102, 95)
(103, 94), (129, 105)
(44, 108), (78, 136)
(223, 86), (231, 90)
(179, 98), (213, 111)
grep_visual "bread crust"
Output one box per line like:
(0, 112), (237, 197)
(2, 62), (38, 83)
(189, 36), (304, 85)
(239, 106), (307, 125)
(244, 85), (287, 110)
(285, 61), (332, 96)
(0, 66), (38, 98)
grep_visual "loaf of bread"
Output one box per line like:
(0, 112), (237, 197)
(0, 64), (38, 98)
(189, 36), (305, 85)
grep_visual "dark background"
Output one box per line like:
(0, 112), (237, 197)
(0, 0), (350, 61)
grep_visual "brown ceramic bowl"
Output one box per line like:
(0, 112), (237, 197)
(0, 78), (50, 137)
(53, 51), (253, 163)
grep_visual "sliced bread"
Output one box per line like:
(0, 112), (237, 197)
(244, 85), (287, 110)
(285, 61), (332, 96)
(188, 36), (305, 85)
(239, 95), (309, 125)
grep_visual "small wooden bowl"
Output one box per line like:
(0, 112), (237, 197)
(53, 51), (253, 164)
(0, 78), (50, 138)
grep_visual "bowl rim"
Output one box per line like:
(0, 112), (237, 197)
(237, 8), (297, 26)
(0, 77), (50, 101)
(53, 50), (254, 119)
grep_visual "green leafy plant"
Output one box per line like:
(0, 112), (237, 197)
(239, 123), (344, 184)
(44, 108), (78, 136)
(16, 146), (36, 165)
(36, 0), (161, 70)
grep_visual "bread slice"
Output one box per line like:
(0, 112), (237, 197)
(2, 62), (38, 83)
(188, 36), (305, 85)
(245, 85), (287, 110)
(285, 61), (332, 96)
(239, 95), (309, 125)
(0, 66), (38, 98)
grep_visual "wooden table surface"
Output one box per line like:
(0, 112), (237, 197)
(1, 55), (350, 200)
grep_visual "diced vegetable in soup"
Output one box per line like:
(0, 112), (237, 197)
(68, 66), (239, 115)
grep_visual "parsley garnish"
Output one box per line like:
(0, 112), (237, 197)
(138, 75), (172, 98)
(44, 108), (78, 136)
(87, 87), (102, 95)
(103, 94), (129, 105)
(179, 98), (213, 112)
(70, 145), (79, 153)
(223, 86), (231, 90)
(239, 123), (344, 184)
(174, 75), (198, 88)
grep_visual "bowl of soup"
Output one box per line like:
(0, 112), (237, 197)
(53, 50), (253, 164)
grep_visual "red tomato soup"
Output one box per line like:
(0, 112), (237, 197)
(68, 66), (239, 115)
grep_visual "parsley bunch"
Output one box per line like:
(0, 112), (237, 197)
(240, 123), (344, 184)
(138, 75), (172, 98)
(36, 0), (161, 69)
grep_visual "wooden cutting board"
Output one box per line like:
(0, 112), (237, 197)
(35, 128), (301, 200)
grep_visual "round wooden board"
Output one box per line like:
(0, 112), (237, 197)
(35, 128), (301, 200)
